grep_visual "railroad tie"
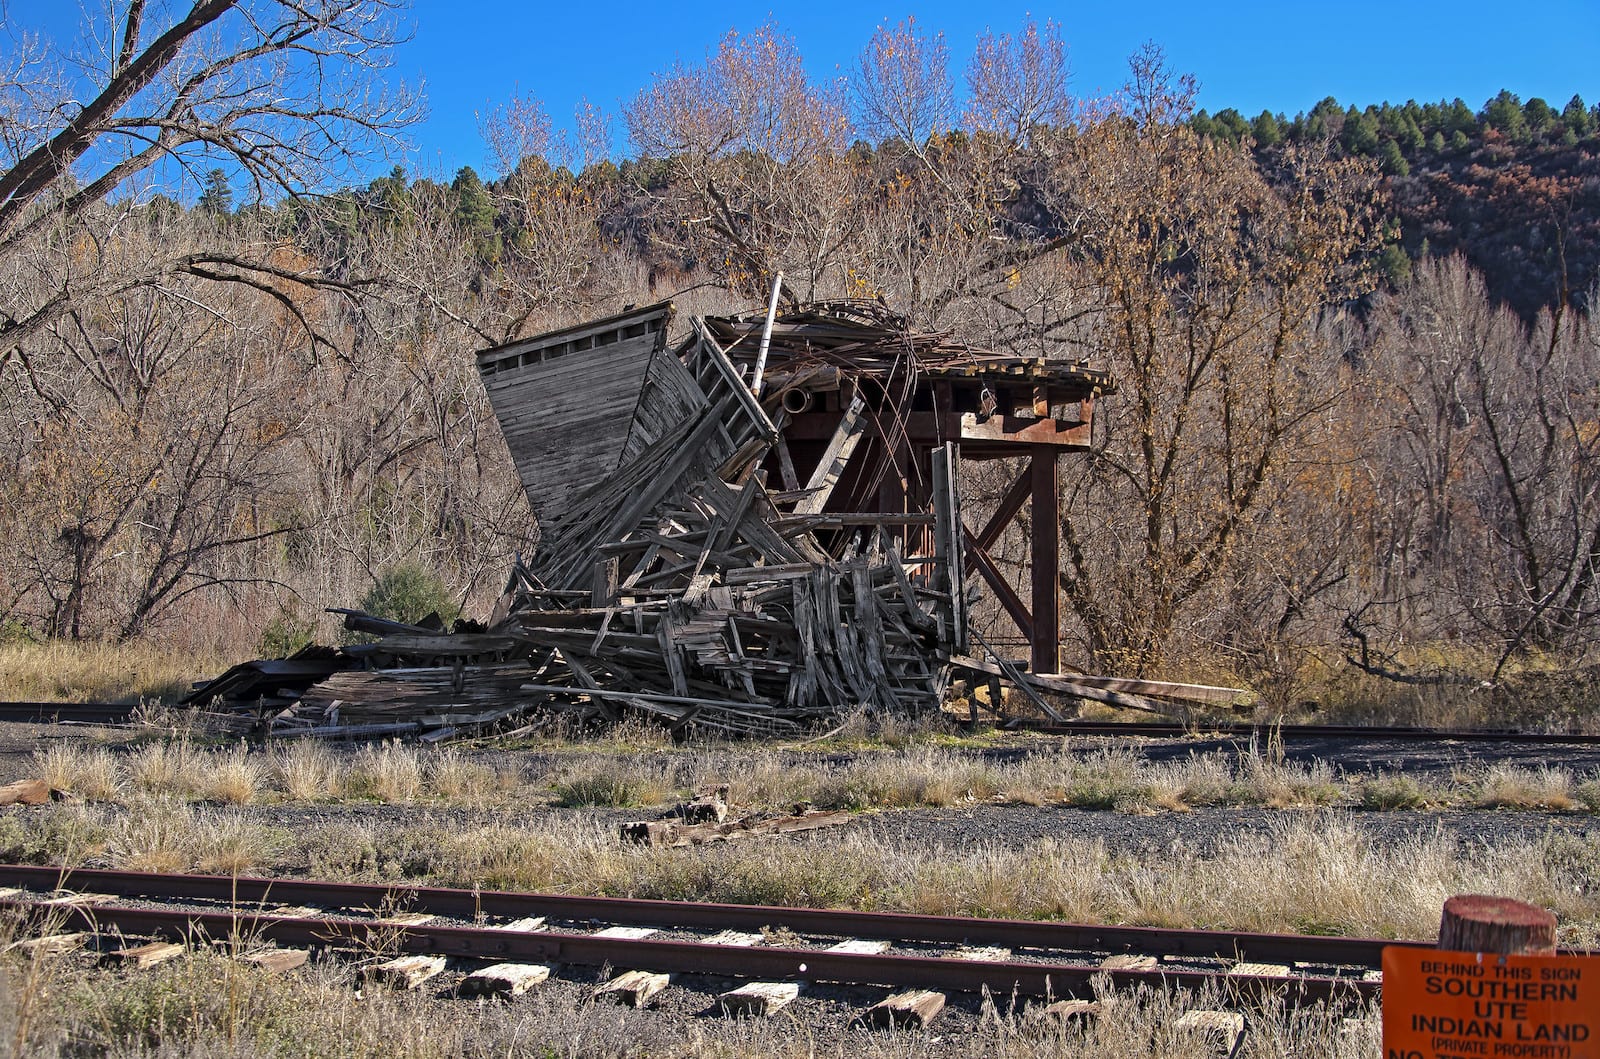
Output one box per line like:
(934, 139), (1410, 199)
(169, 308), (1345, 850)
(366, 954), (446, 990)
(861, 989), (946, 1030)
(7, 932), (85, 957)
(1040, 997), (1118, 1026)
(41, 890), (114, 907)
(459, 962), (553, 997)
(1100, 954), (1157, 971)
(373, 911), (436, 927)
(828, 938), (890, 954)
(1226, 961), (1289, 978)
(595, 969), (671, 1007)
(948, 945), (1010, 961)
(241, 949), (309, 974)
(591, 925), (673, 1006)
(719, 980), (801, 1017)
(494, 916), (547, 932)
(266, 905), (323, 919)
(107, 941), (185, 969)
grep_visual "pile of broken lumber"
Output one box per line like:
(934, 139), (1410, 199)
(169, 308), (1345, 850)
(190, 299), (1238, 740)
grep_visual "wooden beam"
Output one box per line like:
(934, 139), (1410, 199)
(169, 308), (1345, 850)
(793, 393), (867, 515)
(961, 529), (1033, 642)
(1030, 447), (1060, 676)
(931, 442), (967, 653)
(971, 465), (1031, 553)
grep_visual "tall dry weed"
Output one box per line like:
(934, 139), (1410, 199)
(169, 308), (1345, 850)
(202, 744), (264, 804)
(33, 743), (122, 802)
(126, 739), (203, 795)
(344, 742), (424, 803)
(272, 740), (341, 801)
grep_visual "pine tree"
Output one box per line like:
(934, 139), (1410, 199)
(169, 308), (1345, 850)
(1251, 110), (1283, 146)
(1561, 95), (1592, 136)
(1482, 90), (1527, 140)
(1379, 138), (1409, 176)
(197, 169), (233, 215)
(1342, 107), (1380, 154)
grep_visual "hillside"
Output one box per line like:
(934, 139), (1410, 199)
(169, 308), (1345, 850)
(1193, 92), (1600, 318)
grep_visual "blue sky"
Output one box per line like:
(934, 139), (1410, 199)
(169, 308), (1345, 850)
(12, 0), (1600, 183)
(399, 0), (1599, 177)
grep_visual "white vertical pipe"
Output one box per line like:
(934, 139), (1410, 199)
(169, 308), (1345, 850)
(750, 271), (782, 397)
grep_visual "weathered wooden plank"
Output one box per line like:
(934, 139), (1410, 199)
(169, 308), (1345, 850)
(366, 954), (446, 989)
(595, 969), (671, 1006)
(242, 948), (309, 973)
(719, 980), (800, 1017)
(7, 933), (84, 956)
(107, 941), (184, 969)
(0, 779), (52, 805)
(792, 393), (867, 515)
(1173, 1010), (1246, 1055)
(459, 962), (552, 997)
(863, 989), (945, 1029)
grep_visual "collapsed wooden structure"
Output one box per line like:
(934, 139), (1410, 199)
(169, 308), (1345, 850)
(191, 300), (1239, 738)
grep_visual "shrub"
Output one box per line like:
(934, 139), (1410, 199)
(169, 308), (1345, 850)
(357, 563), (457, 628)
(256, 611), (317, 658)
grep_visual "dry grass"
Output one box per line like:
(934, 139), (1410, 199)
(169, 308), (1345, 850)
(28, 804), (1564, 947)
(272, 739), (340, 800)
(125, 737), (204, 795)
(103, 798), (194, 873)
(1357, 772), (1437, 809)
(20, 736), (1600, 824)
(0, 639), (239, 704)
(425, 750), (511, 806)
(32, 743), (121, 802)
(343, 742), (425, 803)
(202, 743), (264, 804)
(551, 757), (676, 807)
(1474, 764), (1578, 810)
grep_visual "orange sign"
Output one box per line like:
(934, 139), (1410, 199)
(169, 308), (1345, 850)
(1383, 946), (1599, 1059)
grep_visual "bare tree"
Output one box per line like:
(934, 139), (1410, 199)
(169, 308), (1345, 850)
(624, 22), (856, 302)
(1041, 50), (1383, 672)
(0, 206), (312, 639)
(0, 0), (416, 355)
(1362, 258), (1600, 672)
(964, 17), (1073, 146)
(854, 18), (953, 163)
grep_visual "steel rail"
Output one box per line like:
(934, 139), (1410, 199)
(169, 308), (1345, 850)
(2, 897), (1379, 1002)
(4, 699), (1595, 745)
(0, 864), (1409, 968)
(0, 701), (138, 724)
(1033, 720), (1600, 745)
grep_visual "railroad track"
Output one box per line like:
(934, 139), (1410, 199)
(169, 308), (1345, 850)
(1034, 719), (1600, 745)
(4, 698), (1598, 747)
(0, 864), (1396, 1010)
(0, 701), (140, 725)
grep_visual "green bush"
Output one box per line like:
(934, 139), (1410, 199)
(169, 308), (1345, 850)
(358, 562), (457, 627)
(256, 611), (317, 658)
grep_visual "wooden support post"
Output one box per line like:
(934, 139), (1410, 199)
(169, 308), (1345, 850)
(1029, 446), (1060, 676)
(1437, 894), (1557, 956)
(931, 442), (967, 652)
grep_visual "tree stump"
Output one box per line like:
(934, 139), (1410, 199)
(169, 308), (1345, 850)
(1437, 894), (1556, 956)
